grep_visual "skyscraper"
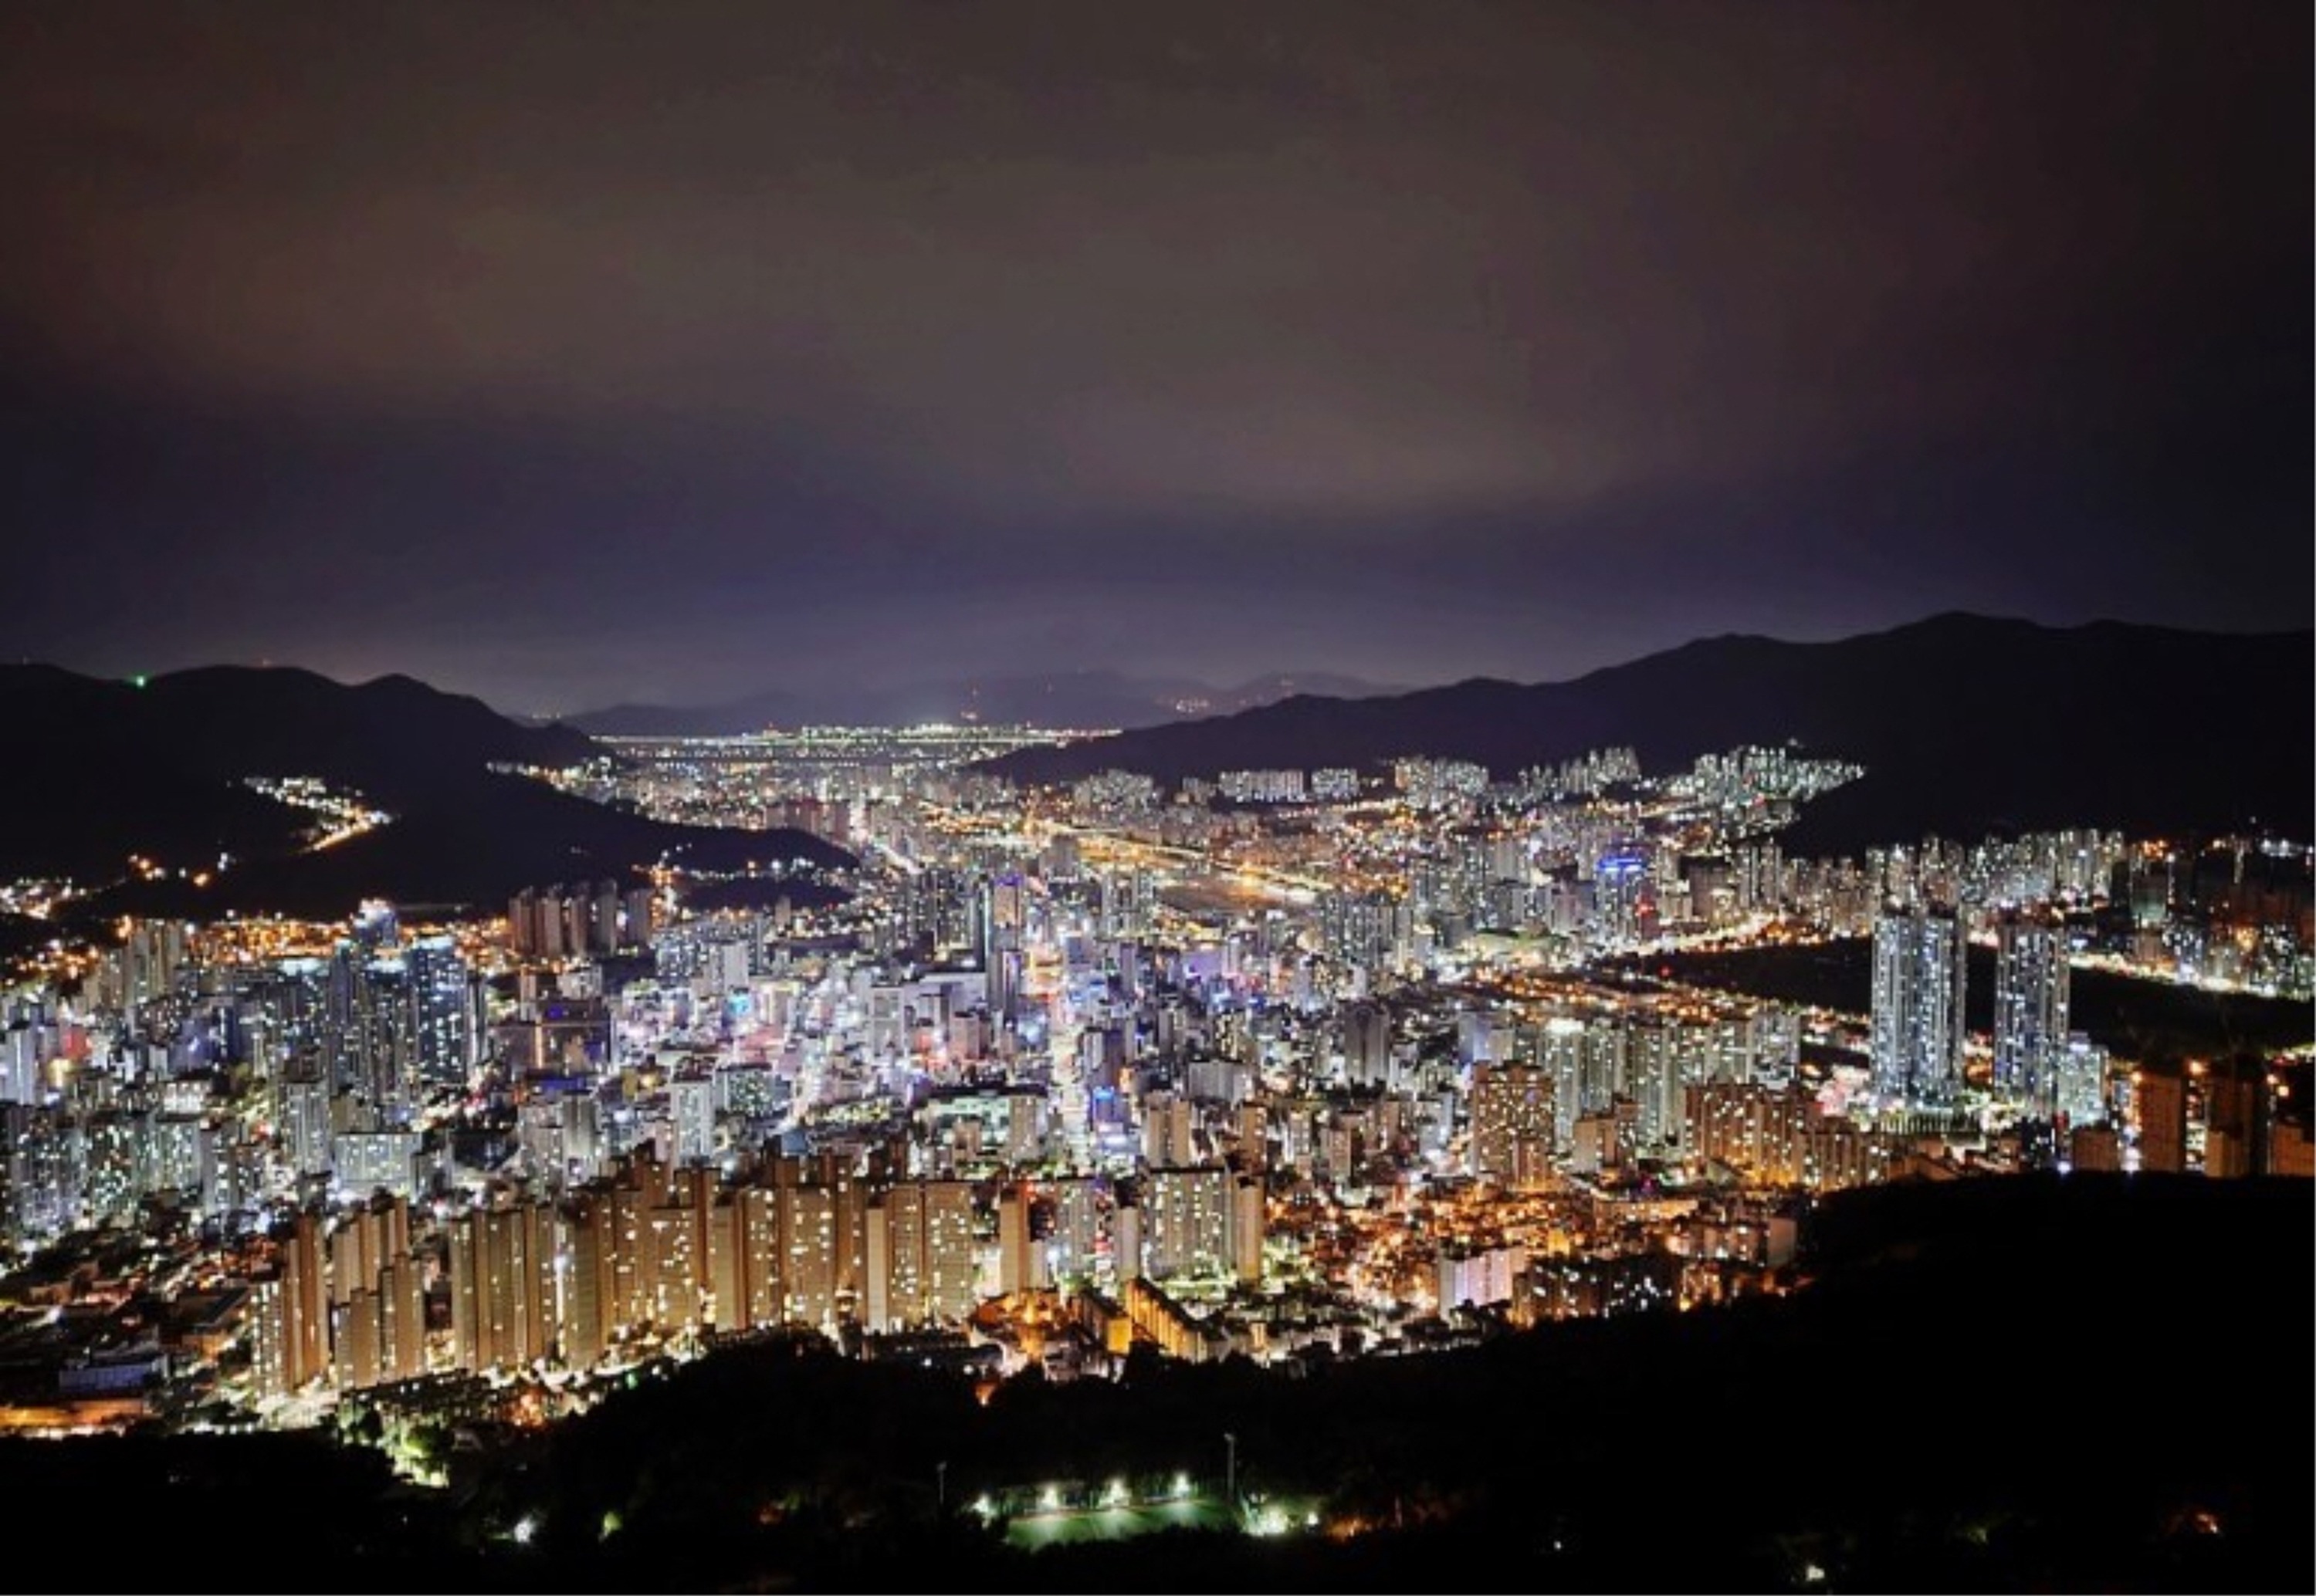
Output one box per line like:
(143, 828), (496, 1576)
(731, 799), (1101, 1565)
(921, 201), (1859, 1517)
(1140, 1090), (1196, 1169)
(977, 874), (1027, 1019)
(1469, 1062), (1555, 1187)
(1593, 853), (1651, 945)
(2203, 1057), (2274, 1178)
(1230, 1174), (1265, 1285)
(271, 1211), (331, 1395)
(995, 1179), (1045, 1297)
(1870, 907), (1966, 1107)
(1144, 1165), (1232, 1281)
(867, 1178), (977, 1328)
(2054, 1033), (2110, 1127)
(669, 1074), (716, 1166)
(1992, 911), (2071, 1114)
(1340, 1002), (1392, 1087)
(449, 1202), (559, 1372)
(404, 935), (474, 1090)
(2135, 1062), (2189, 1174)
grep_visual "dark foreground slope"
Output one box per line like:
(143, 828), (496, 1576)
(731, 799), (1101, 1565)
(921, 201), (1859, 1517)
(1, 1174), (2302, 1592)
(980, 615), (2312, 853)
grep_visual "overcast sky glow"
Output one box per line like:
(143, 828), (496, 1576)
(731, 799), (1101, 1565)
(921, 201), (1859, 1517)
(3, 0), (2306, 712)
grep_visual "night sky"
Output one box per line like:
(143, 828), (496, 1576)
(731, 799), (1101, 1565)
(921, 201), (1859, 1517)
(3, 2), (2306, 714)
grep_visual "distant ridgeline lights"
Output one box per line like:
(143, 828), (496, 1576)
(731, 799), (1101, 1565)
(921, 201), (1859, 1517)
(1218, 769), (1308, 804)
(1667, 746), (1865, 809)
(1072, 770), (1163, 811)
(525, 724), (1094, 826)
(1393, 757), (1491, 808)
(0, 878), (80, 921)
(242, 775), (393, 850)
(1519, 746), (1643, 800)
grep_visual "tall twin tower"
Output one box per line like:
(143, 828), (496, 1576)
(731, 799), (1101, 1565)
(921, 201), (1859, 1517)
(1872, 905), (2070, 1113)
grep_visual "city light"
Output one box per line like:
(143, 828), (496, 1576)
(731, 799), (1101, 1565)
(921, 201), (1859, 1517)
(0, 5), (2301, 1584)
(0, 612), (2299, 1572)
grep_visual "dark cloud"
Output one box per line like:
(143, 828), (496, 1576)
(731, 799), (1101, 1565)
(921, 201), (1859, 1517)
(1, 0), (2305, 710)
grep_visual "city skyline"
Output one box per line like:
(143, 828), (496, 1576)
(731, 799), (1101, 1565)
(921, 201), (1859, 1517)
(3, 2), (2308, 709)
(0, 5), (2307, 1588)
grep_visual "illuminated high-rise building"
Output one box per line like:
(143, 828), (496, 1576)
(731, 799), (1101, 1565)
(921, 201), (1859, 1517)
(1619, 1020), (1685, 1151)
(261, 1210), (332, 1395)
(1230, 1173), (1265, 1284)
(2135, 1062), (2189, 1174)
(1538, 1016), (1586, 1143)
(1469, 1062), (1554, 1187)
(1319, 888), (1407, 972)
(640, 1164), (714, 1329)
(249, 1280), (291, 1402)
(1140, 1090), (1196, 1169)
(327, 1196), (411, 1307)
(1340, 1002), (1392, 1087)
(1044, 1175), (1103, 1281)
(1871, 907), (1966, 1107)
(996, 1179), (1045, 1297)
(2203, 1057), (2274, 1178)
(1144, 1165), (1231, 1280)
(1992, 911), (2071, 1114)
(5, 1106), (81, 1243)
(731, 1151), (875, 1331)
(1593, 853), (1651, 944)
(976, 874), (1027, 1019)
(1112, 1201), (1143, 1283)
(2, 1020), (42, 1105)
(404, 935), (475, 1090)
(669, 1074), (716, 1166)
(867, 1178), (978, 1327)
(1233, 1103), (1268, 1172)
(449, 1202), (560, 1371)
(326, 945), (413, 1123)
(2055, 1033), (2109, 1127)
(278, 1070), (333, 1179)
(334, 1128), (422, 1201)
(81, 1111), (143, 1226)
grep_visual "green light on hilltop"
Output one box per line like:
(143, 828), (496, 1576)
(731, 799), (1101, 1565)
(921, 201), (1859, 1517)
(131, 675), (148, 689)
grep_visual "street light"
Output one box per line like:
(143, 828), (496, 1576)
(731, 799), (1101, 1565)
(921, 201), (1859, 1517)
(936, 1460), (947, 1513)
(1224, 1432), (1238, 1505)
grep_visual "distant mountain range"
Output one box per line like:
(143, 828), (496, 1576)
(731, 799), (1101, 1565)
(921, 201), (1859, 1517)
(977, 614), (2314, 853)
(0, 664), (851, 920)
(565, 670), (1405, 736)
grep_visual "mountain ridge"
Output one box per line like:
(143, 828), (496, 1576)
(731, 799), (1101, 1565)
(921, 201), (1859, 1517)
(563, 669), (1411, 736)
(0, 663), (850, 918)
(975, 614), (2314, 852)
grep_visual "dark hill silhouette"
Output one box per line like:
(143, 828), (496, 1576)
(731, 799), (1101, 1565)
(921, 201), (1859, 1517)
(978, 614), (2313, 852)
(567, 688), (807, 737)
(89, 775), (855, 921)
(0, 663), (850, 915)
